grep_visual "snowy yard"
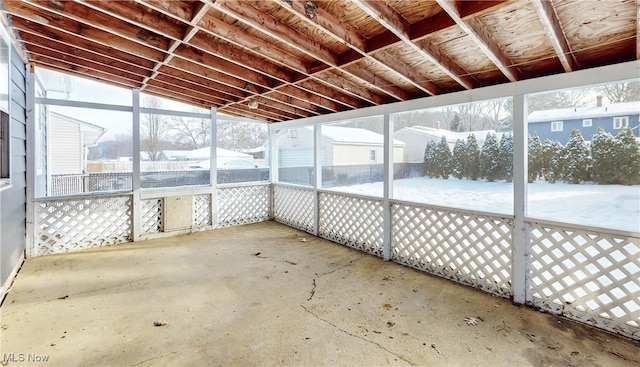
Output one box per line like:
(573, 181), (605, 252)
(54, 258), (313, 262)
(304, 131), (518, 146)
(328, 177), (640, 233)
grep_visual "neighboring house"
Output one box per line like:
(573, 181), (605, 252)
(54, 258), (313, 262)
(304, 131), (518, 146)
(394, 126), (502, 163)
(528, 99), (640, 143)
(278, 125), (405, 167)
(49, 111), (106, 174)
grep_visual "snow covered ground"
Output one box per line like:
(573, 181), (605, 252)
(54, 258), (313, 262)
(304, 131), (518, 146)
(327, 177), (640, 233)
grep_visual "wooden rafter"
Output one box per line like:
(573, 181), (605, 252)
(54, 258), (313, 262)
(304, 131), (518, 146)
(436, 0), (520, 82)
(531, 0), (576, 72)
(353, 0), (476, 91)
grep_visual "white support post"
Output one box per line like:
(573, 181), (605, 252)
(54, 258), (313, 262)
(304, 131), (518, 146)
(512, 94), (528, 304)
(25, 63), (35, 257)
(210, 108), (218, 227)
(313, 124), (321, 236)
(268, 124), (279, 219)
(131, 89), (141, 241)
(382, 113), (393, 261)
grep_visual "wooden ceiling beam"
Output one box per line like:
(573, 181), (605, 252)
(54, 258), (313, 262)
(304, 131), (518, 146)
(279, 0), (412, 101)
(263, 91), (326, 115)
(17, 31), (152, 78)
(219, 106), (274, 123)
(213, 0), (338, 66)
(3, 2), (165, 62)
(25, 47), (145, 85)
(20, 0), (170, 51)
(436, 0), (520, 82)
(135, 0), (194, 23)
(189, 33), (300, 84)
(353, 0), (476, 91)
(213, 0), (394, 104)
(196, 13), (311, 74)
(311, 71), (390, 105)
(372, 50), (441, 95)
(150, 74), (234, 105)
(32, 56), (142, 89)
(295, 80), (367, 109)
(276, 85), (344, 113)
(531, 0), (577, 72)
(155, 66), (241, 103)
(75, 0), (186, 41)
(173, 45), (277, 90)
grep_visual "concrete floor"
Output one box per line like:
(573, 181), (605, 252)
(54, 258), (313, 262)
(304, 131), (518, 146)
(1, 221), (638, 367)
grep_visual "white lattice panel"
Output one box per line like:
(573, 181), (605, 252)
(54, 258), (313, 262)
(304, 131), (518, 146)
(193, 194), (212, 227)
(527, 222), (640, 339)
(391, 202), (513, 297)
(273, 184), (314, 233)
(319, 192), (384, 257)
(217, 185), (270, 227)
(141, 198), (163, 233)
(34, 195), (132, 256)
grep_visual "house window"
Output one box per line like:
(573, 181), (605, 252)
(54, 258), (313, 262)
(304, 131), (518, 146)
(551, 121), (563, 132)
(370, 149), (376, 162)
(0, 111), (9, 180)
(582, 119), (592, 127)
(613, 116), (629, 130)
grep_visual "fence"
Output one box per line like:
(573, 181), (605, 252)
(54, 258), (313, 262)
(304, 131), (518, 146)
(50, 169), (270, 195)
(29, 180), (640, 341)
(272, 183), (640, 341)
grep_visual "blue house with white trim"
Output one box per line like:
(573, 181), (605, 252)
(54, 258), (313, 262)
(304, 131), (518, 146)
(528, 99), (640, 143)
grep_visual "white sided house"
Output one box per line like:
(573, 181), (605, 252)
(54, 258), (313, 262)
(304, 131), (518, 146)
(278, 125), (405, 167)
(49, 111), (105, 174)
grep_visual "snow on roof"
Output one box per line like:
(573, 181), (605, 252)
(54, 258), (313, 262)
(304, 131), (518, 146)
(305, 125), (404, 146)
(527, 101), (640, 123)
(186, 147), (251, 160)
(396, 125), (501, 142)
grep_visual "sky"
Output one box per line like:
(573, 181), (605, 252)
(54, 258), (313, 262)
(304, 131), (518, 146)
(36, 68), (210, 140)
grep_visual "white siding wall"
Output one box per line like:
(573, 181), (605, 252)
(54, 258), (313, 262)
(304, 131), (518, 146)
(49, 114), (81, 174)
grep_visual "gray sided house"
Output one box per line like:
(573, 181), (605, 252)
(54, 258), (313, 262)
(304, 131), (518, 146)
(528, 100), (640, 144)
(0, 30), (27, 302)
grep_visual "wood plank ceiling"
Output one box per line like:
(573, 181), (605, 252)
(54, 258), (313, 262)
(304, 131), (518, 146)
(2, 0), (638, 123)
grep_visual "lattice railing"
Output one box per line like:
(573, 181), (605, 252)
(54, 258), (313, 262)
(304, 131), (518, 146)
(272, 184), (314, 233)
(141, 198), (163, 234)
(391, 202), (513, 297)
(33, 195), (132, 256)
(527, 220), (640, 339)
(193, 194), (212, 227)
(217, 184), (270, 227)
(318, 191), (383, 257)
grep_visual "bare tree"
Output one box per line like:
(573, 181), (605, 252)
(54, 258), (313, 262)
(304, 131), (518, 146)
(170, 114), (210, 149)
(481, 99), (509, 131)
(141, 96), (169, 161)
(600, 81), (640, 103)
(217, 120), (267, 151)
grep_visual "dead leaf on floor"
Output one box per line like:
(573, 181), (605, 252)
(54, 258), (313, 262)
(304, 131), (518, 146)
(153, 321), (167, 327)
(252, 252), (266, 258)
(300, 238), (307, 242)
(382, 303), (392, 310)
(286, 260), (298, 265)
(464, 317), (480, 326)
(57, 295), (69, 300)
(386, 321), (395, 327)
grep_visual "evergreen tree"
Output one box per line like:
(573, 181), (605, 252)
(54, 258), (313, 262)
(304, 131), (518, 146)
(528, 134), (543, 183)
(465, 134), (481, 180)
(613, 128), (640, 185)
(451, 139), (466, 179)
(590, 127), (616, 184)
(480, 132), (501, 181)
(434, 135), (453, 179)
(562, 129), (590, 184)
(542, 139), (564, 183)
(422, 140), (437, 177)
(498, 133), (514, 182)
